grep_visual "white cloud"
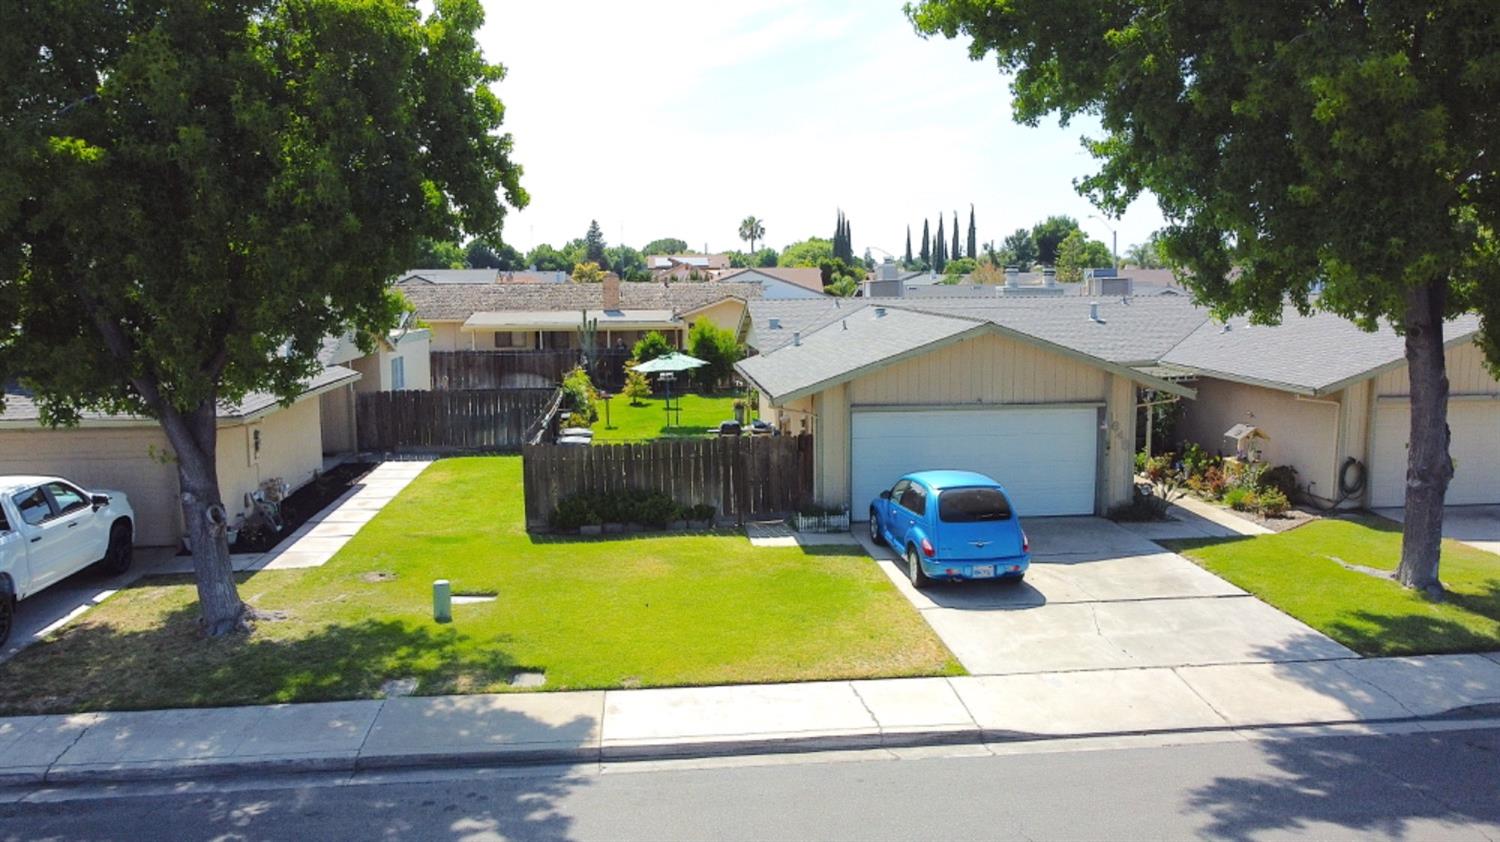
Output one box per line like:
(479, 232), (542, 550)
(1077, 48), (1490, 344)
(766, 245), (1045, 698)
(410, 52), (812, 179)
(478, 0), (1166, 258)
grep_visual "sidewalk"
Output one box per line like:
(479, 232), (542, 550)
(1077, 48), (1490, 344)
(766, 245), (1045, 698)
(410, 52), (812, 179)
(5, 652), (1499, 787)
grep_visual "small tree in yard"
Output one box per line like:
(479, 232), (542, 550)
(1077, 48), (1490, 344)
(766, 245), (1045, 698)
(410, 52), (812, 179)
(687, 321), (742, 391)
(622, 367), (652, 406)
(631, 331), (673, 363)
(0, 0), (526, 634)
(910, 0), (1500, 597)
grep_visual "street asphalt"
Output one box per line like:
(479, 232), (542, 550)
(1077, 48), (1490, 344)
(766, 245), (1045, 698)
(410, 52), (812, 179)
(3, 724), (1498, 841)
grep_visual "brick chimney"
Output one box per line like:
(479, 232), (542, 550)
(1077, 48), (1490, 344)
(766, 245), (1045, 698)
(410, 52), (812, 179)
(602, 272), (621, 309)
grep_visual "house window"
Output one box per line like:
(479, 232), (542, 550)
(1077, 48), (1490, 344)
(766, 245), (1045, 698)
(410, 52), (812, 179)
(494, 331), (514, 348)
(391, 355), (406, 390)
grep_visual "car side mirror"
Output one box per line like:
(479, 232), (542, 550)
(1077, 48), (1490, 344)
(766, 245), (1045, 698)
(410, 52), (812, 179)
(91, 493), (110, 510)
(879, 490), (892, 500)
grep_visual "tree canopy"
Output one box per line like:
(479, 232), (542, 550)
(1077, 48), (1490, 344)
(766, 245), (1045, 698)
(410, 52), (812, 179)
(779, 237), (835, 268)
(641, 237), (689, 256)
(2, 0), (525, 633)
(907, 0), (1500, 592)
(738, 216), (765, 253)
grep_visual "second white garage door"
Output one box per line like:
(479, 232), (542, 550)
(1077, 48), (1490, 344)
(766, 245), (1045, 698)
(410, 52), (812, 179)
(1370, 401), (1500, 508)
(851, 407), (1099, 518)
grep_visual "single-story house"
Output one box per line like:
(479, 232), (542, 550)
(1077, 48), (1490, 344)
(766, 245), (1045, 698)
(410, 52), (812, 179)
(0, 366), (360, 546)
(1161, 307), (1499, 508)
(716, 267), (827, 299)
(646, 253), (731, 282)
(398, 274), (763, 355)
(737, 297), (1203, 517)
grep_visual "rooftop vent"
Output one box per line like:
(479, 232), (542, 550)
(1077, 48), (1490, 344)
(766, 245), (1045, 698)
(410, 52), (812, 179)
(793, 331), (801, 347)
(769, 317), (782, 330)
(874, 307), (887, 318)
(842, 319), (848, 330)
(1220, 323), (1232, 334)
(1089, 301), (1103, 323)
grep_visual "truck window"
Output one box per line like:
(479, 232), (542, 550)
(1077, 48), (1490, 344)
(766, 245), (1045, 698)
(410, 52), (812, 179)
(44, 482), (89, 517)
(12, 488), (53, 527)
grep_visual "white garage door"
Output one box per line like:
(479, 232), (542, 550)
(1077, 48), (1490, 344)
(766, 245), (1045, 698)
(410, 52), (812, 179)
(1370, 401), (1500, 508)
(851, 407), (1098, 518)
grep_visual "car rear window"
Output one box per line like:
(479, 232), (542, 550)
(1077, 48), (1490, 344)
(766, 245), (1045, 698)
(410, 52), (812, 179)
(939, 488), (1012, 522)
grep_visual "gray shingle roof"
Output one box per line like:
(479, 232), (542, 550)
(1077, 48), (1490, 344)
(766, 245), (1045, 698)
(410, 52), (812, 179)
(738, 306), (981, 400)
(747, 298), (871, 352)
(398, 269), (501, 285)
(400, 279), (764, 322)
(0, 365), (360, 427)
(1160, 306), (1484, 394)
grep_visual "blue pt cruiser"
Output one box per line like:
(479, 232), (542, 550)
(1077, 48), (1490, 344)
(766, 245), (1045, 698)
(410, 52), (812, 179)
(869, 470), (1030, 589)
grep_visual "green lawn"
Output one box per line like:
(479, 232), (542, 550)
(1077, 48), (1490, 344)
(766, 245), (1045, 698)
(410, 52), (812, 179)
(0, 457), (958, 715)
(1164, 516), (1500, 656)
(590, 392), (746, 443)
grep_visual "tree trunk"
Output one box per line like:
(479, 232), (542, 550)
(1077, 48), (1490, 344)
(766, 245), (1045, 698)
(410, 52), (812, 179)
(1396, 280), (1453, 597)
(160, 397), (247, 636)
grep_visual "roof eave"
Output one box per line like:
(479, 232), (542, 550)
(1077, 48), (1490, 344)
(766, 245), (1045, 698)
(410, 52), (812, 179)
(749, 321), (991, 405)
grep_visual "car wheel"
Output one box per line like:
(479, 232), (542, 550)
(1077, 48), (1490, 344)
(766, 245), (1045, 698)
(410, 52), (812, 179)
(868, 509), (885, 546)
(0, 587), (13, 648)
(98, 522), (134, 576)
(906, 545), (931, 590)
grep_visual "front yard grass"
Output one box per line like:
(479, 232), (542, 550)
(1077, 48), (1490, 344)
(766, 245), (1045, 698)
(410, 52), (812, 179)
(1164, 516), (1500, 656)
(0, 456), (958, 715)
(591, 392), (743, 442)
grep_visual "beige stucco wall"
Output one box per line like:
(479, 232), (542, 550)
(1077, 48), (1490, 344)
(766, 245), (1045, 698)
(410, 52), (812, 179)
(0, 426), (182, 546)
(215, 396), (326, 530)
(1177, 378), (1344, 501)
(0, 393), (327, 546)
(800, 331), (1126, 512)
(350, 331), (431, 393)
(848, 332), (1108, 406)
(319, 383), (357, 454)
(687, 299), (747, 338)
(426, 321), (467, 352)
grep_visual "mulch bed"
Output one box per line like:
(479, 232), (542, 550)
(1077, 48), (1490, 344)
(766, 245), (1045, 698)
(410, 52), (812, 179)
(230, 461), (375, 554)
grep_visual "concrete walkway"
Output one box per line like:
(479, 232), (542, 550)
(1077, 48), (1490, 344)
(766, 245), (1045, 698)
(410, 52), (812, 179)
(4, 652), (1499, 786)
(1374, 505), (1500, 557)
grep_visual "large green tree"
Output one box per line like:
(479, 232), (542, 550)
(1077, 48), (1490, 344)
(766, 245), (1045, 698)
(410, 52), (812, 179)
(0, 0), (525, 634)
(525, 243), (570, 272)
(909, 0), (1500, 594)
(779, 237), (835, 268)
(1030, 215), (1081, 266)
(584, 219), (607, 266)
(966, 205), (977, 259)
(904, 226), (915, 267)
(920, 219), (932, 269)
(934, 215), (947, 272)
(641, 237), (688, 256)
(1000, 228), (1037, 268)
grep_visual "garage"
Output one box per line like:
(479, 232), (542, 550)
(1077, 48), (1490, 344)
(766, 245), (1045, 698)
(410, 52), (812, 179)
(1370, 400), (1500, 508)
(851, 406), (1099, 518)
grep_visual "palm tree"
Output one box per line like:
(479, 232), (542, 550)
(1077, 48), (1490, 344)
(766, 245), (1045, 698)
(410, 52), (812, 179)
(738, 216), (765, 253)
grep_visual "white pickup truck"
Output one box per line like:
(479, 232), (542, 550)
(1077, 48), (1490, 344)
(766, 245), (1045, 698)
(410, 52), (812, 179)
(0, 475), (135, 646)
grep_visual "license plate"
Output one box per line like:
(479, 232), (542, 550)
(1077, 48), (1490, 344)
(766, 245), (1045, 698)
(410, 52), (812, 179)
(970, 564), (995, 578)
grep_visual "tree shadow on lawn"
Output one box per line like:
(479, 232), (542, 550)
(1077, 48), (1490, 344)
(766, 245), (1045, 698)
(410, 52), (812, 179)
(0, 588), (533, 716)
(1326, 598), (1500, 657)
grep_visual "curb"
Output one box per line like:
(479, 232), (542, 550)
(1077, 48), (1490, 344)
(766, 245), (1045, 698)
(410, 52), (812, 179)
(15, 711), (1500, 789)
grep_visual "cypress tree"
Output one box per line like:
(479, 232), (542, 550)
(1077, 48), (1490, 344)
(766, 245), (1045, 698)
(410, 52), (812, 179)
(935, 215), (947, 272)
(952, 211), (961, 263)
(904, 226), (913, 265)
(845, 219), (852, 262)
(919, 219), (931, 268)
(967, 205), (977, 259)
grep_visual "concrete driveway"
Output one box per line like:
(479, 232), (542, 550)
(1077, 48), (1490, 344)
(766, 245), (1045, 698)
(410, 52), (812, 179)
(1374, 505), (1500, 556)
(857, 517), (1355, 675)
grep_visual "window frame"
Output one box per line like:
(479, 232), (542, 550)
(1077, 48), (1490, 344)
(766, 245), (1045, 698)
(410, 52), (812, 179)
(390, 355), (406, 390)
(42, 481), (91, 519)
(898, 482), (928, 517)
(12, 487), (56, 528)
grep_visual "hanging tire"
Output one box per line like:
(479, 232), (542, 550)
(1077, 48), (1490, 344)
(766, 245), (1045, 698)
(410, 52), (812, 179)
(869, 509), (885, 546)
(97, 522), (134, 575)
(907, 545), (931, 590)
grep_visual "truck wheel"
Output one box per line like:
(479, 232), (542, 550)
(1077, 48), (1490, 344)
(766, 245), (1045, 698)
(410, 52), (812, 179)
(0, 585), (13, 648)
(98, 522), (134, 575)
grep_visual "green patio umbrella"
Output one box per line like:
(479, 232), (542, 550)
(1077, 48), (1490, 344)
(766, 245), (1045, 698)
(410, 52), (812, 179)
(631, 351), (707, 374)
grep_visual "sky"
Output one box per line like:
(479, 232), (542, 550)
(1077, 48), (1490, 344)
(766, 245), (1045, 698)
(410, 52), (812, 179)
(479, 0), (1167, 259)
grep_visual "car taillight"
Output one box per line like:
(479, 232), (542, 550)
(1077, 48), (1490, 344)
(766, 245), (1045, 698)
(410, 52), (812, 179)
(1022, 531), (1029, 553)
(921, 538), (935, 557)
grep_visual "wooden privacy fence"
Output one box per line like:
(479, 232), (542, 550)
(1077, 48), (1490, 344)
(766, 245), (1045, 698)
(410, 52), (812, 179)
(522, 435), (814, 529)
(431, 350), (633, 391)
(357, 388), (558, 452)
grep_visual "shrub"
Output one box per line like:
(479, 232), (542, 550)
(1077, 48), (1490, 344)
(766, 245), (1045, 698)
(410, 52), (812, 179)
(1134, 451), (1149, 474)
(1144, 454), (1175, 484)
(687, 319), (743, 390)
(1108, 485), (1172, 522)
(1202, 465), (1230, 498)
(621, 367), (651, 405)
(1257, 487), (1291, 517)
(550, 494), (600, 530)
(632, 331), (673, 363)
(1180, 442), (1215, 479)
(561, 366), (598, 424)
(1257, 465), (1299, 500)
(633, 491), (678, 529)
(1224, 486), (1258, 511)
(684, 503), (716, 523)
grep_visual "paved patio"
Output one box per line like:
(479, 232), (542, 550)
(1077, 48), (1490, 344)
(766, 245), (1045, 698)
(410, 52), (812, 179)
(1374, 505), (1500, 556)
(856, 516), (1354, 675)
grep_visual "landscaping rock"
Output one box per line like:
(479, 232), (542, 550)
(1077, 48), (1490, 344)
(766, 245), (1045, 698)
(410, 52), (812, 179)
(509, 671), (546, 688)
(380, 678), (419, 698)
